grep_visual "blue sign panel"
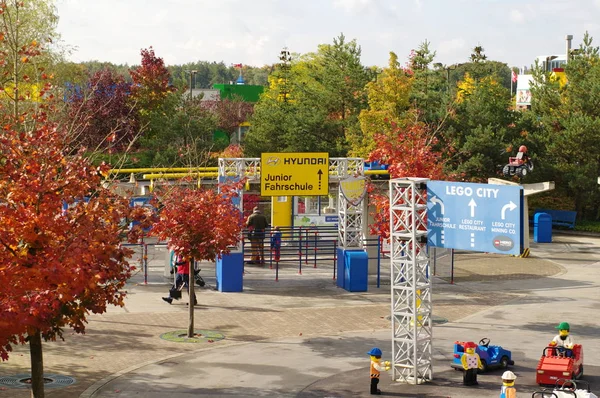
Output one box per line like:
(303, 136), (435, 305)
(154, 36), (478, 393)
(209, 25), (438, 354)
(427, 181), (523, 255)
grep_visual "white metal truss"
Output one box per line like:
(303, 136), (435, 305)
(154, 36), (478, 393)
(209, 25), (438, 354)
(333, 158), (365, 248)
(337, 189), (364, 248)
(389, 178), (432, 384)
(329, 157), (364, 181)
(218, 158), (261, 181)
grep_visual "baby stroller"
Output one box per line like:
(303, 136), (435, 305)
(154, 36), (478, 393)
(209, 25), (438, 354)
(194, 268), (206, 287)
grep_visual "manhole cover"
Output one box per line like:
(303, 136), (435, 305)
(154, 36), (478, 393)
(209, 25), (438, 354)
(160, 329), (225, 343)
(0, 374), (76, 389)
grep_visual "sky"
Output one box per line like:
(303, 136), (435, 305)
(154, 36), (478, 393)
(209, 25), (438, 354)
(55, 0), (600, 69)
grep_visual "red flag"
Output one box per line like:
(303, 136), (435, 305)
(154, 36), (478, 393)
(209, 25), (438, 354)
(233, 63), (243, 69)
(511, 70), (518, 83)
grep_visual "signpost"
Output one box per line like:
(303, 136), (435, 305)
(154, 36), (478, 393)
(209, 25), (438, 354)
(427, 181), (523, 255)
(260, 152), (329, 196)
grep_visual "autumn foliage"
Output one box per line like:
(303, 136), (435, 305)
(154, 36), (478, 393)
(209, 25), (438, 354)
(67, 68), (139, 151)
(367, 118), (451, 238)
(130, 47), (176, 112)
(150, 182), (245, 261)
(0, 115), (135, 361)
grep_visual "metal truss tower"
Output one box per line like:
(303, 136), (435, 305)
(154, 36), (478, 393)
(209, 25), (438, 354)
(333, 158), (365, 248)
(389, 178), (432, 384)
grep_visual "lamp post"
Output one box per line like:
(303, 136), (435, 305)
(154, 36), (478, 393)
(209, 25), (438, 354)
(186, 69), (198, 100)
(278, 48), (291, 103)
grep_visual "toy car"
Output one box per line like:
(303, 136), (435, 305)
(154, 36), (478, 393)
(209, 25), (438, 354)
(532, 379), (597, 397)
(450, 338), (514, 372)
(536, 345), (584, 386)
(502, 145), (534, 178)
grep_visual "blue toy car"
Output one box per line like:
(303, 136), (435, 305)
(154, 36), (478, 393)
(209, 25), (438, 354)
(450, 338), (514, 372)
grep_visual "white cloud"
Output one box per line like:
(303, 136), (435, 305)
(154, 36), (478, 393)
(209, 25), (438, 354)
(332, 0), (372, 13)
(510, 9), (525, 24)
(436, 38), (466, 55)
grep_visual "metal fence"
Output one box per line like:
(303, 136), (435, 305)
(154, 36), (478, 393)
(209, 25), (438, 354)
(430, 247), (454, 283)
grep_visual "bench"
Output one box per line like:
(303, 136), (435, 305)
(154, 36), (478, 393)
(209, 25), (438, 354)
(533, 208), (577, 229)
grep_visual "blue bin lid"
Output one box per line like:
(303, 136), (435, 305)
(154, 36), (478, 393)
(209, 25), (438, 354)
(534, 212), (552, 222)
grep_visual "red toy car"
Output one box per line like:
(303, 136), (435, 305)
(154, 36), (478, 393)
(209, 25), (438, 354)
(536, 344), (584, 386)
(502, 145), (534, 178)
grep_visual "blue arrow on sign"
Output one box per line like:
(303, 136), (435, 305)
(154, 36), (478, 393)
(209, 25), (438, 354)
(427, 181), (523, 255)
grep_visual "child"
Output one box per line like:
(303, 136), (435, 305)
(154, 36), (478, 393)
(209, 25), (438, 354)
(270, 226), (282, 263)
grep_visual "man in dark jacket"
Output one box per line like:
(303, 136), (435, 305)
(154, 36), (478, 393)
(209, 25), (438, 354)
(246, 207), (268, 264)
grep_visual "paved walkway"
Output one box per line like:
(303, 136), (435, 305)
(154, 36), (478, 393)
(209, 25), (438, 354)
(0, 234), (598, 397)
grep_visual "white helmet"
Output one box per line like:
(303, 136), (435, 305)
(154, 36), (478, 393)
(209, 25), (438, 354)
(502, 370), (517, 381)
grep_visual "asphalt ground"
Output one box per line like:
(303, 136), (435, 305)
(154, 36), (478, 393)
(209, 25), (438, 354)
(0, 233), (598, 397)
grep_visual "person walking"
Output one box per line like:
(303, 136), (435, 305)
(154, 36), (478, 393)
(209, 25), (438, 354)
(162, 254), (198, 305)
(246, 206), (268, 265)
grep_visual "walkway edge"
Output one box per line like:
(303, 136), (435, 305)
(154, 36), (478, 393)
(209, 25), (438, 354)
(78, 341), (251, 398)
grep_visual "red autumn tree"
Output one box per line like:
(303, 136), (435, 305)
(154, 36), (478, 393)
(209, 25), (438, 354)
(67, 68), (139, 151)
(150, 181), (245, 336)
(367, 117), (452, 239)
(201, 95), (254, 139)
(129, 47), (176, 113)
(0, 115), (135, 397)
(1, 3), (138, 397)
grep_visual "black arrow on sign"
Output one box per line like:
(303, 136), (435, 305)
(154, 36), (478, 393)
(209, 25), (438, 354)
(317, 169), (323, 190)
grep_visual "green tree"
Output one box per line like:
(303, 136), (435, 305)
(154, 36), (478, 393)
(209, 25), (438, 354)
(407, 41), (448, 124)
(245, 34), (372, 156)
(136, 95), (221, 167)
(445, 74), (523, 181)
(530, 32), (600, 218)
(351, 52), (412, 157)
(0, 0), (60, 118)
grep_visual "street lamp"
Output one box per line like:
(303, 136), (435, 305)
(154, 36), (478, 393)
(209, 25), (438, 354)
(278, 48), (292, 103)
(186, 70), (198, 100)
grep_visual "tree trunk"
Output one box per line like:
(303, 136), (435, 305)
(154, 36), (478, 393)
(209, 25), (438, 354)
(29, 329), (45, 398)
(188, 259), (195, 337)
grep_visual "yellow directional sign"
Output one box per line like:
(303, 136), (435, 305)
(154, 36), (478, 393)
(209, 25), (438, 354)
(261, 152), (329, 196)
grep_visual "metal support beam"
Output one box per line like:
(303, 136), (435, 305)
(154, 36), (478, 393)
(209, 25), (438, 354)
(389, 178), (432, 384)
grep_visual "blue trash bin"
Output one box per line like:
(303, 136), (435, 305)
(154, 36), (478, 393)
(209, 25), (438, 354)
(344, 250), (368, 292)
(533, 212), (552, 243)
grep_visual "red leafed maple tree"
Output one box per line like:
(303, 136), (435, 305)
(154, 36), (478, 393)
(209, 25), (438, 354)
(129, 47), (176, 112)
(201, 96), (254, 138)
(0, 115), (135, 395)
(67, 68), (139, 151)
(367, 118), (451, 239)
(150, 181), (245, 335)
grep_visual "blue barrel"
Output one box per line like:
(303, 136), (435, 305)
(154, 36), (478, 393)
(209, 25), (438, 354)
(344, 251), (368, 292)
(533, 212), (552, 243)
(216, 252), (244, 292)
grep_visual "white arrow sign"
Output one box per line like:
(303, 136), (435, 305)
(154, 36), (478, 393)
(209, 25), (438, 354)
(430, 196), (445, 215)
(501, 201), (517, 220)
(468, 198), (477, 217)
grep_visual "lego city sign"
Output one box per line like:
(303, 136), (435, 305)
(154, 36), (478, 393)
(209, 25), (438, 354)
(260, 152), (329, 196)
